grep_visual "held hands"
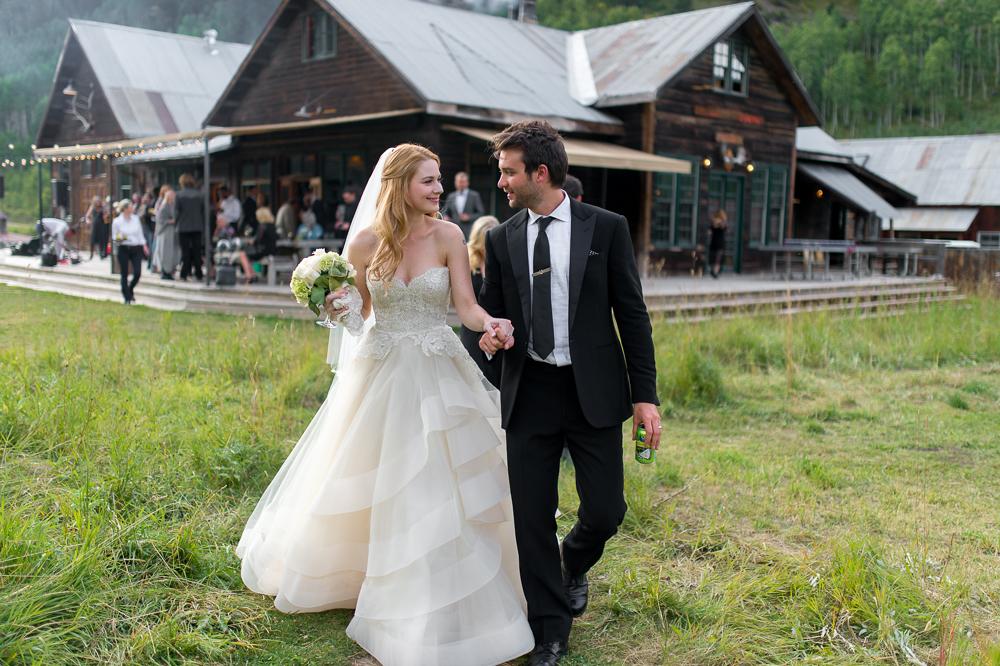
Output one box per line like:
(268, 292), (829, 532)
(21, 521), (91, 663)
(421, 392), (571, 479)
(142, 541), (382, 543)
(478, 318), (514, 355)
(632, 403), (662, 450)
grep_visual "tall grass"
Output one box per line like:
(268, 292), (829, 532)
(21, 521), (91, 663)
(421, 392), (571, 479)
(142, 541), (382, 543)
(2, 288), (999, 664)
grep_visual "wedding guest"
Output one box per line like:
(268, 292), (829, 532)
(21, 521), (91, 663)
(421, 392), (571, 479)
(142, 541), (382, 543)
(39, 217), (71, 260)
(152, 185), (179, 280)
(111, 199), (148, 304)
(242, 185), (258, 228)
(84, 196), (109, 259)
(563, 174), (583, 202)
(708, 209), (728, 279)
(236, 197), (278, 284)
(0, 209), (7, 240)
(333, 187), (358, 240)
(296, 204), (322, 240)
(175, 173), (205, 281)
(139, 191), (155, 268)
(275, 198), (298, 239)
(441, 171), (484, 239)
(460, 215), (502, 387)
(218, 185), (242, 233)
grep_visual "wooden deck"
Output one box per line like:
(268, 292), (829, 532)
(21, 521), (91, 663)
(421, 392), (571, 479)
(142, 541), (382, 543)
(0, 249), (961, 322)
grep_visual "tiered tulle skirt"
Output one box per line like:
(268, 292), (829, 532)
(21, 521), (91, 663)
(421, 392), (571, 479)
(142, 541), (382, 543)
(237, 340), (534, 665)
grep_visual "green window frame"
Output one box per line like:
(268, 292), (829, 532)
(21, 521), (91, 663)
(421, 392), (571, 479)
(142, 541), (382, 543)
(652, 155), (700, 249)
(302, 11), (337, 62)
(748, 163), (788, 247)
(712, 40), (749, 97)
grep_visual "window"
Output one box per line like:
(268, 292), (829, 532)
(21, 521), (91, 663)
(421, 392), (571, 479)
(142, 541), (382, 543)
(978, 231), (1000, 248)
(713, 40), (749, 96)
(303, 11), (337, 61)
(748, 164), (788, 246)
(651, 155), (700, 248)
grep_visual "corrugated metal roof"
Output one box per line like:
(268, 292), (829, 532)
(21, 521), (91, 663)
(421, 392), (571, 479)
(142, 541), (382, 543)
(323, 0), (620, 127)
(840, 135), (1000, 206)
(69, 19), (249, 136)
(799, 163), (899, 220)
(796, 126), (852, 158)
(580, 2), (755, 107)
(884, 207), (979, 232)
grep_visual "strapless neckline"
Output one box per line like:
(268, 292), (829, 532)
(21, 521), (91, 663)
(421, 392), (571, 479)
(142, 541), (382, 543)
(390, 265), (449, 288)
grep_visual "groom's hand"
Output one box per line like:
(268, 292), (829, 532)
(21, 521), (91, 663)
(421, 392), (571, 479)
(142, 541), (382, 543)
(632, 403), (662, 450)
(479, 321), (514, 354)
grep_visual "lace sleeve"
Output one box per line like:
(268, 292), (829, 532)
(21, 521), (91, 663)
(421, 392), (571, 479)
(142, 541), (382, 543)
(333, 285), (365, 336)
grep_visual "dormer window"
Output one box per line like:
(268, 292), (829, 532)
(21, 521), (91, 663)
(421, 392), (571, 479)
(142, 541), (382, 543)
(713, 40), (748, 96)
(303, 10), (336, 62)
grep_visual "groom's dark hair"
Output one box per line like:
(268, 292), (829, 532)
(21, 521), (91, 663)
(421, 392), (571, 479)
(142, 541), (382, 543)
(491, 121), (568, 187)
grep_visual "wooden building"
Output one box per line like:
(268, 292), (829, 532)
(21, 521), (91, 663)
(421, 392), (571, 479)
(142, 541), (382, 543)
(200, 0), (820, 273)
(793, 127), (915, 243)
(33, 19), (248, 225)
(36, 0), (829, 274)
(841, 134), (1000, 247)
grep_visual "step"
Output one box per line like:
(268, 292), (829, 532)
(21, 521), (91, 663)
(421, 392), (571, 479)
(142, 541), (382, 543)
(650, 285), (958, 314)
(664, 294), (965, 324)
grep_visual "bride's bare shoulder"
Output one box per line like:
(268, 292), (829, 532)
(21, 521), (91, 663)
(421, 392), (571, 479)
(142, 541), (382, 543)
(429, 216), (463, 244)
(350, 227), (379, 249)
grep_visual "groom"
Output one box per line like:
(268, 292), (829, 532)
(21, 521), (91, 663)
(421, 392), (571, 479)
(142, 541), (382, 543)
(479, 121), (661, 666)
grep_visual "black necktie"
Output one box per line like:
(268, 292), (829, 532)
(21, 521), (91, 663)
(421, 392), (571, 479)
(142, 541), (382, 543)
(531, 216), (554, 359)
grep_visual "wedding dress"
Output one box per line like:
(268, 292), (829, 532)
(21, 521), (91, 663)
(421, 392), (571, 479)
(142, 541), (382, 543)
(237, 265), (535, 666)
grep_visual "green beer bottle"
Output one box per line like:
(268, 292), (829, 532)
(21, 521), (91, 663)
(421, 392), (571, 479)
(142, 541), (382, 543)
(635, 424), (654, 464)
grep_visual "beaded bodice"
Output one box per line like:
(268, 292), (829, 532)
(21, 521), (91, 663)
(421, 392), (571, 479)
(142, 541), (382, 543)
(355, 266), (470, 361)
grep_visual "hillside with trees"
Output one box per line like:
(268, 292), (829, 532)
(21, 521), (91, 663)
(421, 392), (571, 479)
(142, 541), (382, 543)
(0, 0), (997, 221)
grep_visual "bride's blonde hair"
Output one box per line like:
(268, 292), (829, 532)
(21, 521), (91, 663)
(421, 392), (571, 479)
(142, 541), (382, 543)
(368, 144), (441, 283)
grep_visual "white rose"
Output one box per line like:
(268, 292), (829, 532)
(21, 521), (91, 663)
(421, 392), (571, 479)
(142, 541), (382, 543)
(292, 254), (324, 284)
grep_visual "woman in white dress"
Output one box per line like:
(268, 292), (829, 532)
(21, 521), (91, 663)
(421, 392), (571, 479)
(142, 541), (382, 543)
(237, 144), (535, 666)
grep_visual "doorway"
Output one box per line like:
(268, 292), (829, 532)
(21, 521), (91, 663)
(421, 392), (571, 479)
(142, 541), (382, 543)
(707, 173), (745, 273)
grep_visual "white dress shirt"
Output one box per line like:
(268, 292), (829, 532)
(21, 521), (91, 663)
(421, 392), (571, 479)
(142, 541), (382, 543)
(220, 195), (242, 224)
(527, 191), (572, 366)
(454, 189), (469, 215)
(112, 213), (146, 246)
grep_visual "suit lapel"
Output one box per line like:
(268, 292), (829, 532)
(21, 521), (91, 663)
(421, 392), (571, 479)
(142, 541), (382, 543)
(506, 209), (531, 327)
(568, 199), (596, 330)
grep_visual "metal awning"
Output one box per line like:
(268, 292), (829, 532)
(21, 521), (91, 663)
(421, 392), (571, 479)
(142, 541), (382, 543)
(444, 124), (691, 174)
(115, 135), (233, 164)
(884, 207), (979, 232)
(799, 163), (899, 220)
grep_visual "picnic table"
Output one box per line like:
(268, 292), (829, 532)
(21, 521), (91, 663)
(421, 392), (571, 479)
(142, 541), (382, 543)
(276, 238), (345, 263)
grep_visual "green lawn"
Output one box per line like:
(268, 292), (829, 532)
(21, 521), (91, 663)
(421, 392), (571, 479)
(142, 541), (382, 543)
(1, 286), (998, 665)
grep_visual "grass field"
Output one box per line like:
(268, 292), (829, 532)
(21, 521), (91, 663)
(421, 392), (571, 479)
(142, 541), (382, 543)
(1, 285), (998, 665)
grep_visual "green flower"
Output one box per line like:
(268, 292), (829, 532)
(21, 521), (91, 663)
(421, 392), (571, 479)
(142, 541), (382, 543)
(290, 277), (311, 305)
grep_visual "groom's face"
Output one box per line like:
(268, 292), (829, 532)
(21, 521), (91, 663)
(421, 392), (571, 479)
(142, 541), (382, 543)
(497, 149), (542, 210)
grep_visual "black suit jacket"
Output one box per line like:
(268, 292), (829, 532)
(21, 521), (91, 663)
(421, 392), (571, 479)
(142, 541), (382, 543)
(175, 187), (206, 234)
(480, 198), (658, 429)
(442, 190), (485, 233)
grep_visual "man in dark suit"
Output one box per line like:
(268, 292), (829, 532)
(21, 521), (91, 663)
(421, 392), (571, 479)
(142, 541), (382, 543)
(175, 173), (206, 281)
(441, 171), (485, 239)
(479, 121), (661, 666)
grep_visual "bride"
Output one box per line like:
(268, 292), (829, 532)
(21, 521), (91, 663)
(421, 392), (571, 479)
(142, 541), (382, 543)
(236, 144), (535, 665)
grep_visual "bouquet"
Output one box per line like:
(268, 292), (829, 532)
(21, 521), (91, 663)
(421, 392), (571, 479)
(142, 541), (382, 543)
(290, 249), (357, 328)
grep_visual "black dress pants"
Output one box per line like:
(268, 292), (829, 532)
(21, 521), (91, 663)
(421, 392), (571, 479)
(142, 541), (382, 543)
(117, 244), (143, 302)
(505, 359), (627, 645)
(178, 231), (203, 280)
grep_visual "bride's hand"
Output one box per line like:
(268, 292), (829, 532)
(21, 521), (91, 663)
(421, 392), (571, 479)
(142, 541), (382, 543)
(483, 317), (514, 348)
(324, 287), (350, 318)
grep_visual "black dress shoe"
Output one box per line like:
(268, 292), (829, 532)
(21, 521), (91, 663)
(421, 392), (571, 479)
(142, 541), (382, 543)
(527, 641), (567, 666)
(562, 566), (589, 617)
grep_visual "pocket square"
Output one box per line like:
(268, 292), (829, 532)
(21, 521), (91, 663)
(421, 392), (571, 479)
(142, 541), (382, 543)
(588, 250), (600, 256)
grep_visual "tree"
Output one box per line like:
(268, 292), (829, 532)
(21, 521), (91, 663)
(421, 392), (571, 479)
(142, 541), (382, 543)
(920, 37), (956, 127)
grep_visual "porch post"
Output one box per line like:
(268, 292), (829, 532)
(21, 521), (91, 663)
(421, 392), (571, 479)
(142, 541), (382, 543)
(636, 101), (656, 275)
(203, 137), (211, 286)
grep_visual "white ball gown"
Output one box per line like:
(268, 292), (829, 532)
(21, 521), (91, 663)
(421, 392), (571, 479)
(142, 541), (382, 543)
(237, 266), (535, 666)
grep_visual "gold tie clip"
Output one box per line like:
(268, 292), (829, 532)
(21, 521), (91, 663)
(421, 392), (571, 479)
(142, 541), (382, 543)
(532, 267), (552, 277)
